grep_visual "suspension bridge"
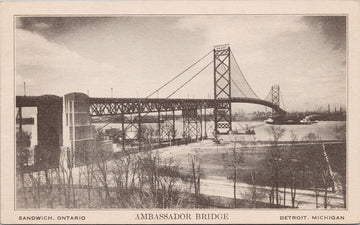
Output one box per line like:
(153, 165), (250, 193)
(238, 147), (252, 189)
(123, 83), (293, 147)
(16, 44), (286, 169)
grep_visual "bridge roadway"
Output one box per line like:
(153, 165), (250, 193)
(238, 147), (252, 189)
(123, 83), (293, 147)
(89, 97), (286, 116)
(16, 95), (285, 116)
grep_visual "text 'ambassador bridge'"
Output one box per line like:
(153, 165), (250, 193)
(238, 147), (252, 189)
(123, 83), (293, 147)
(16, 44), (286, 170)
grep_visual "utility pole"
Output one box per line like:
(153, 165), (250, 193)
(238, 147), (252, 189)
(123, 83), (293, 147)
(24, 82), (26, 96)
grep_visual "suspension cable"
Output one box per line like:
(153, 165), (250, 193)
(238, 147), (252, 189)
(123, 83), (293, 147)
(265, 89), (271, 101)
(146, 50), (212, 99)
(166, 61), (213, 98)
(219, 63), (247, 97)
(124, 58), (213, 131)
(97, 50), (212, 132)
(230, 50), (260, 99)
(280, 90), (286, 109)
(232, 80), (247, 97)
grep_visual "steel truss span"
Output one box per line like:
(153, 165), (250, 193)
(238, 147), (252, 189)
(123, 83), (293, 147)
(15, 96), (285, 116)
(88, 97), (285, 116)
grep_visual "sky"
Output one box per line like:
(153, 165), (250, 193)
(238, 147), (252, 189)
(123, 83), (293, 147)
(16, 16), (346, 112)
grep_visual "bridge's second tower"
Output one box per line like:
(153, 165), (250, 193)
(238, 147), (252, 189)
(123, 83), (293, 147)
(271, 85), (280, 118)
(213, 45), (232, 134)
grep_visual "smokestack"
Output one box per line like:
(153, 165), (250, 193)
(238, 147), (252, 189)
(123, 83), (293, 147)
(328, 104), (330, 114)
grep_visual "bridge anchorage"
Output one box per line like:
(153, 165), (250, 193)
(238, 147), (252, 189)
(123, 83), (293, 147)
(16, 44), (286, 170)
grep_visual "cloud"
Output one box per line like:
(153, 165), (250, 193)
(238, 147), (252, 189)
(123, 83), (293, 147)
(176, 16), (308, 47)
(33, 22), (50, 30)
(17, 17), (109, 38)
(302, 16), (346, 50)
(16, 29), (121, 97)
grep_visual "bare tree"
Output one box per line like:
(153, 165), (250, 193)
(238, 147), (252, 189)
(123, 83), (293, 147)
(267, 126), (285, 143)
(156, 159), (184, 208)
(58, 147), (71, 207)
(266, 126), (285, 208)
(222, 133), (245, 208)
(249, 170), (258, 208)
(44, 168), (54, 208)
(54, 168), (63, 206)
(93, 147), (112, 207)
(289, 168), (298, 208)
(188, 150), (202, 207)
(67, 148), (76, 208)
(16, 130), (31, 207)
(333, 124), (346, 208)
(301, 132), (321, 208)
(79, 149), (95, 208)
(27, 171), (42, 208)
(111, 159), (124, 205)
(42, 149), (58, 208)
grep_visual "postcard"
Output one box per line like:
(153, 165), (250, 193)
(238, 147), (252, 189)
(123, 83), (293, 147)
(1, 0), (359, 224)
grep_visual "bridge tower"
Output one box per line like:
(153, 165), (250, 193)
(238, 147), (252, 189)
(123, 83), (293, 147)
(63, 93), (96, 167)
(271, 85), (280, 118)
(213, 45), (232, 135)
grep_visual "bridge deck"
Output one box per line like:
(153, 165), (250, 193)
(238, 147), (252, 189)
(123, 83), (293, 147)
(16, 95), (285, 116)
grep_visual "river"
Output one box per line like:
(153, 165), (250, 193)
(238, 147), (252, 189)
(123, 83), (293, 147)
(93, 120), (345, 142)
(19, 120), (345, 142)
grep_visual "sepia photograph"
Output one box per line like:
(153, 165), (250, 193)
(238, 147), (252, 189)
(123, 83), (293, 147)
(1, 0), (360, 224)
(14, 15), (347, 210)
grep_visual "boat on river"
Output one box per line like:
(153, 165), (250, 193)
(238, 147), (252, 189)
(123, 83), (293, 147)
(265, 117), (318, 125)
